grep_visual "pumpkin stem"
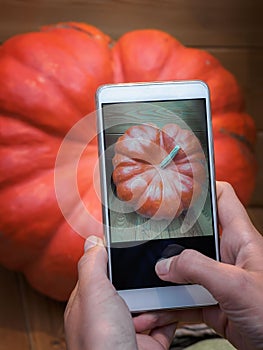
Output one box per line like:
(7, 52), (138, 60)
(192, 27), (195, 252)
(159, 145), (180, 169)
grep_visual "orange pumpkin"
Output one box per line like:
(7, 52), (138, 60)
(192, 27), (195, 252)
(0, 22), (109, 300)
(0, 23), (256, 300)
(112, 123), (206, 220)
(112, 30), (257, 204)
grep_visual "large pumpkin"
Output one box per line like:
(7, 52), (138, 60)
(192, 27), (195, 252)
(112, 123), (206, 220)
(0, 22), (256, 300)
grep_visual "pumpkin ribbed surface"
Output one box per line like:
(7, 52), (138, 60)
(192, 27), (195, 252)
(0, 23), (256, 300)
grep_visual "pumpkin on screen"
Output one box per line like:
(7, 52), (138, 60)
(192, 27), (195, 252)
(0, 22), (256, 300)
(112, 123), (207, 220)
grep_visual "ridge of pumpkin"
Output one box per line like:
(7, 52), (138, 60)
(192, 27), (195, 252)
(218, 127), (255, 153)
(0, 22), (257, 300)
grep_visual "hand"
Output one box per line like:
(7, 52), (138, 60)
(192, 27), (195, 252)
(64, 236), (177, 350)
(134, 182), (263, 350)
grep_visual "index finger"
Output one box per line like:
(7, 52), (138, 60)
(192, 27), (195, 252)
(216, 182), (252, 231)
(216, 182), (263, 264)
(133, 306), (226, 339)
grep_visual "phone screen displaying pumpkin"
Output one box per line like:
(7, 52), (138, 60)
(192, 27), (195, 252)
(101, 99), (218, 290)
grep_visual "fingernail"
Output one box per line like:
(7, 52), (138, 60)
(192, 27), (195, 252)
(155, 257), (173, 275)
(84, 235), (103, 252)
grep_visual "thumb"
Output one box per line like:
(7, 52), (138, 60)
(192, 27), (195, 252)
(155, 249), (246, 304)
(78, 235), (108, 287)
(65, 235), (107, 321)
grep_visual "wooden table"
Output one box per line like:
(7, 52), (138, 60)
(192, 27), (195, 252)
(0, 1), (262, 349)
(0, 267), (66, 350)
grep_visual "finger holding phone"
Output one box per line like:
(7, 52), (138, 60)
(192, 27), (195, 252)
(64, 237), (177, 350)
(134, 181), (263, 350)
(65, 183), (263, 350)
(65, 181), (263, 350)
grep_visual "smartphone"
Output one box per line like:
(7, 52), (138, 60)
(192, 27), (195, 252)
(96, 80), (220, 312)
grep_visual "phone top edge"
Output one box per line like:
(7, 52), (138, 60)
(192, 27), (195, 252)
(96, 80), (210, 104)
(96, 79), (209, 91)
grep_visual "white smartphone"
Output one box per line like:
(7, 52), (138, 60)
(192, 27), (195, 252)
(96, 80), (220, 312)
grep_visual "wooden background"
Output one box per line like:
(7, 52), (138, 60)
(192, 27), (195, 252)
(0, 1), (262, 349)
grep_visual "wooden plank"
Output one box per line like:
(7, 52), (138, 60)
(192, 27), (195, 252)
(0, 0), (262, 47)
(248, 207), (263, 235)
(109, 191), (211, 242)
(250, 131), (263, 207)
(208, 48), (263, 131)
(18, 274), (66, 350)
(0, 267), (30, 350)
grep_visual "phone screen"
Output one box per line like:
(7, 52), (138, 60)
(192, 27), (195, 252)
(100, 99), (218, 291)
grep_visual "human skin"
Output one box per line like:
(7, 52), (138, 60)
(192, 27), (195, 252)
(64, 235), (176, 350)
(65, 182), (263, 350)
(134, 182), (263, 350)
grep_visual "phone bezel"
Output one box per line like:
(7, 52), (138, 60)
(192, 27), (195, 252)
(96, 80), (219, 312)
